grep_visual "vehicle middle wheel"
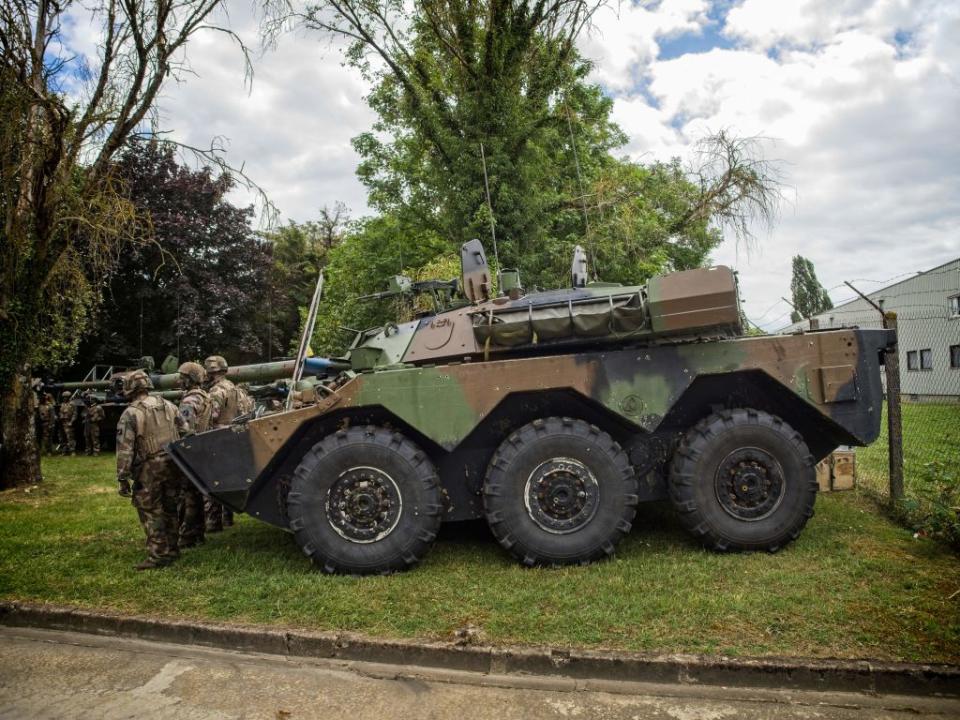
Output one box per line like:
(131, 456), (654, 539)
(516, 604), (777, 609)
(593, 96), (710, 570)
(286, 426), (443, 574)
(482, 417), (639, 567)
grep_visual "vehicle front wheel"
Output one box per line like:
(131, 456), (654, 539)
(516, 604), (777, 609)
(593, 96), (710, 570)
(668, 409), (817, 552)
(287, 426), (442, 574)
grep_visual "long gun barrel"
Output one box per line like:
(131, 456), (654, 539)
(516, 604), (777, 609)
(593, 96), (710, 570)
(51, 356), (349, 394)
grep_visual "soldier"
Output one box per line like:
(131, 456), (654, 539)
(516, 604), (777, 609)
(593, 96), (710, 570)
(37, 393), (57, 455)
(202, 355), (253, 531)
(176, 362), (211, 548)
(57, 391), (77, 455)
(83, 395), (105, 456)
(116, 369), (183, 570)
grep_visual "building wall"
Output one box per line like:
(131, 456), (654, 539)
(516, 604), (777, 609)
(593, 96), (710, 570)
(782, 259), (960, 399)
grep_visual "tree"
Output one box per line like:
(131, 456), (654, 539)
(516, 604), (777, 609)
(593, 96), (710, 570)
(289, 1), (780, 286)
(288, 0), (623, 278)
(1, 0), (243, 488)
(261, 204), (349, 357)
(74, 140), (272, 371)
(291, 0), (782, 344)
(789, 255), (833, 322)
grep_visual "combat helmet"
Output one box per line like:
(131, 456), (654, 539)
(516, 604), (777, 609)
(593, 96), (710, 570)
(122, 369), (154, 396)
(60, 391), (71, 400)
(203, 355), (228, 375)
(178, 361), (206, 386)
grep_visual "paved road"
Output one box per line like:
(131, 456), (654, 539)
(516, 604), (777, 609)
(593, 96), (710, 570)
(0, 627), (956, 719)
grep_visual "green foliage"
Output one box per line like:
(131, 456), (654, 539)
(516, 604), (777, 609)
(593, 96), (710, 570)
(789, 255), (834, 321)
(858, 403), (960, 549)
(262, 204), (349, 356)
(2, 455), (958, 662)
(296, 0), (782, 321)
(310, 215), (449, 355)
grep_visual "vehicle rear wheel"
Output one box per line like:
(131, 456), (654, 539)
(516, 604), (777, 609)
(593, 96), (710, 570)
(287, 426), (442, 574)
(668, 408), (817, 552)
(482, 417), (638, 567)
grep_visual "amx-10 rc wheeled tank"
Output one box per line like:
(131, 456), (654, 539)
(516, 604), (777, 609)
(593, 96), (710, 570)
(169, 241), (895, 574)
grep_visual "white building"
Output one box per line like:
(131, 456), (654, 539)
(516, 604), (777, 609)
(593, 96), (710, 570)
(782, 258), (960, 402)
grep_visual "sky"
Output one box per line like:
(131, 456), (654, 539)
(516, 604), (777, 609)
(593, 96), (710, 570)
(66, 0), (960, 330)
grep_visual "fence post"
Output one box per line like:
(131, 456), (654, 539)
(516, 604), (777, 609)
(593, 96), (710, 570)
(883, 311), (904, 502)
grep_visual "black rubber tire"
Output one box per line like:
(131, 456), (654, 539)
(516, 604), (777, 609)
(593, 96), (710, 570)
(668, 408), (817, 552)
(482, 417), (639, 567)
(287, 426), (442, 574)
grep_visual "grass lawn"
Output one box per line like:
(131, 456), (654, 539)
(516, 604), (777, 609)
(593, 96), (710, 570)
(857, 402), (960, 545)
(1, 454), (958, 663)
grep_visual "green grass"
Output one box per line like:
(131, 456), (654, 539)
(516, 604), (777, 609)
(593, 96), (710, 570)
(1, 454), (958, 663)
(858, 403), (960, 546)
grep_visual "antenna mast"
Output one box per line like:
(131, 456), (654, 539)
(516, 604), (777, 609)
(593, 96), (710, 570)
(565, 103), (596, 280)
(479, 143), (501, 288)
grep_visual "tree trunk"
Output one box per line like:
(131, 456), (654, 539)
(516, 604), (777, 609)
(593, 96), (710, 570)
(0, 364), (41, 489)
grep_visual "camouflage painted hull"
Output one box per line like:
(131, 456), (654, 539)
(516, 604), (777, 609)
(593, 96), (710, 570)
(169, 327), (894, 529)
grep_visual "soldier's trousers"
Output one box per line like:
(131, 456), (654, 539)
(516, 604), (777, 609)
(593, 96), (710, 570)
(204, 498), (233, 531)
(131, 455), (182, 564)
(60, 422), (75, 454)
(39, 424), (54, 454)
(179, 480), (206, 546)
(84, 422), (101, 455)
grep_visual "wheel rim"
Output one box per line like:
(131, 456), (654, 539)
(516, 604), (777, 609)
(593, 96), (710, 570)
(524, 457), (599, 534)
(713, 447), (786, 522)
(325, 466), (403, 543)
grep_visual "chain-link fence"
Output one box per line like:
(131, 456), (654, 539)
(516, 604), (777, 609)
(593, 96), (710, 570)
(798, 262), (960, 547)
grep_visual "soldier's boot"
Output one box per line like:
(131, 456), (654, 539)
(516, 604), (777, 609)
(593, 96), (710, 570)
(135, 558), (171, 571)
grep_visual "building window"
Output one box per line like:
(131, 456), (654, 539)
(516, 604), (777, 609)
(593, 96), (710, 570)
(951, 345), (960, 369)
(907, 351), (918, 370)
(920, 348), (933, 370)
(951, 295), (960, 317)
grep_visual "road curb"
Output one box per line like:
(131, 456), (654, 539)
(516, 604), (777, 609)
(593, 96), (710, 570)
(1, 601), (957, 698)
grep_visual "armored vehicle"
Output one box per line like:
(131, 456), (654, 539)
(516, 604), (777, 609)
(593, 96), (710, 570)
(169, 241), (895, 574)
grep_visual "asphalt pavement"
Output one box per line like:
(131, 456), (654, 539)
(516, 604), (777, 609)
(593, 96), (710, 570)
(0, 627), (956, 719)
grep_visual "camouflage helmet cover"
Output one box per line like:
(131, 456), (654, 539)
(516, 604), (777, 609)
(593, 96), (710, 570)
(122, 369), (154, 395)
(204, 355), (228, 374)
(60, 391), (71, 400)
(178, 361), (207, 385)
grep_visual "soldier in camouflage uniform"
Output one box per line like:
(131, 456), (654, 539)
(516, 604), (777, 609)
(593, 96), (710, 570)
(202, 355), (253, 531)
(116, 370), (183, 570)
(37, 393), (56, 455)
(57, 391), (77, 455)
(83, 396), (105, 456)
(176, 362), (211, 548)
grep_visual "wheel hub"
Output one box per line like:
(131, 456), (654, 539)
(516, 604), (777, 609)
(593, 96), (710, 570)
(326, 466), (402, 543)
(524, 458), (599, 534)
(714, 448), (785, 521)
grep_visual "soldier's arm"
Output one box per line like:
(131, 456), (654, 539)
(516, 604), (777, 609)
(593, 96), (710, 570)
(176, 399), (193, 435)
(116, 411), (138, 485)
(208, 387), (225, 424)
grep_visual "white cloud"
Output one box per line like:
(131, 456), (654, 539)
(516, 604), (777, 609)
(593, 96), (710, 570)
(580, 0), (710, 91)
(157, 12), (375, 222)
(595, 1), (960, 328)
